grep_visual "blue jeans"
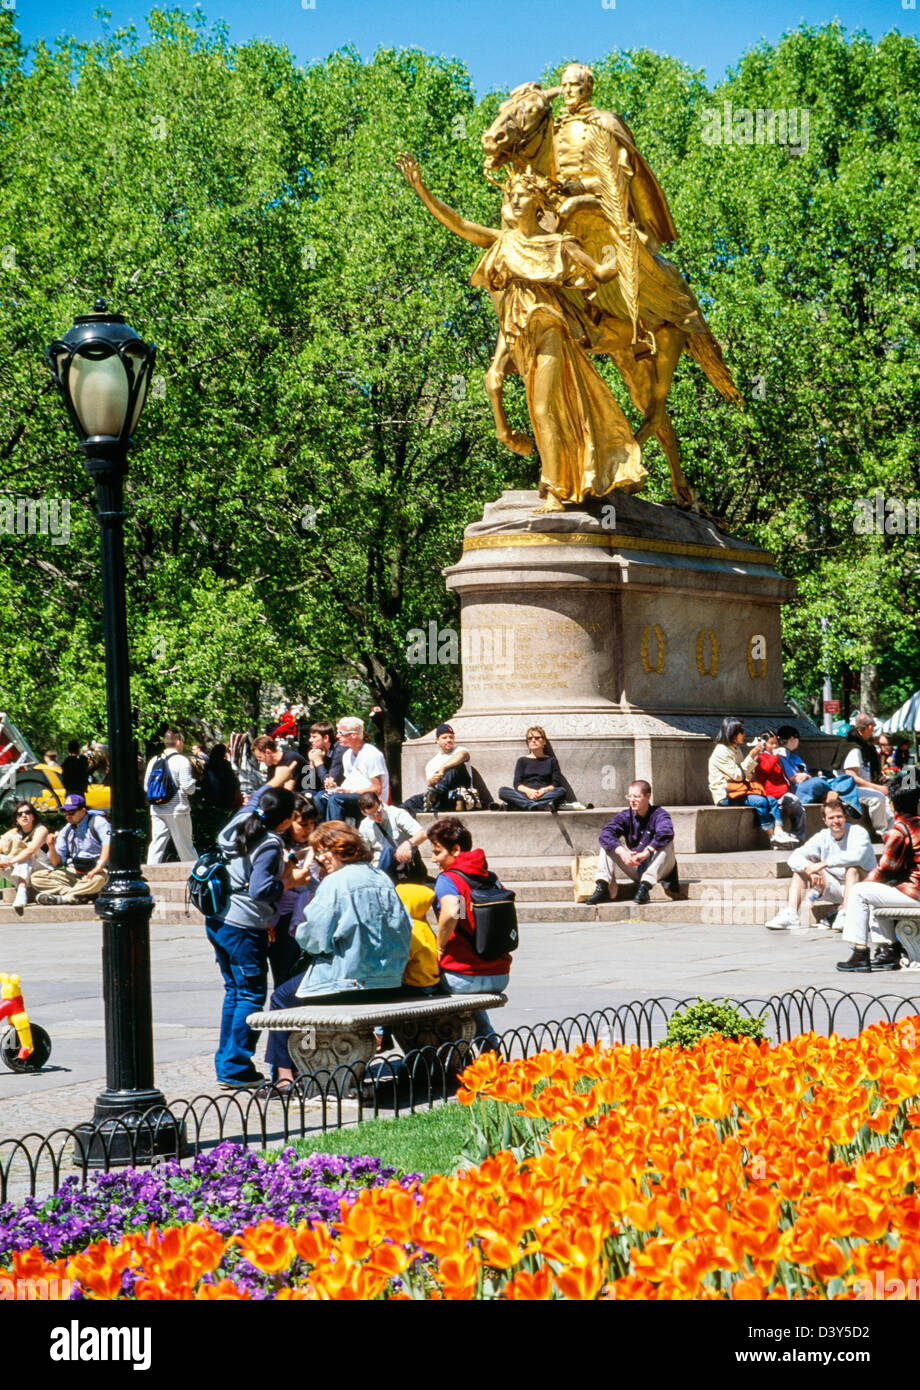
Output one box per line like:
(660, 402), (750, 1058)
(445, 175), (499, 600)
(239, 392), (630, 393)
(324, 791), (363, 824)
(794, 776), (829, 805)
(205, 917), (268, 1082)
(499, 786), (565, 811)
(719, 794), (780, 829)
(267, 913), (302, 991)
(441, 971), (509, 1052)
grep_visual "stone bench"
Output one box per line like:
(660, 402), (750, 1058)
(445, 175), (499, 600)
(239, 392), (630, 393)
(872, 905), (920, 965)
(247, 994), (507, 1080)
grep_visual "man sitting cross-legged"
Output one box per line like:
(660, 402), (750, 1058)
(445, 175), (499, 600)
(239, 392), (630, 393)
(586, 780), (679, 907)
(358, 791), (428, 883)
(836, 772), (920, 973)
(764, 794), (875, 932)
(32, 794), (111, 905)
(402, 723), (476, 815)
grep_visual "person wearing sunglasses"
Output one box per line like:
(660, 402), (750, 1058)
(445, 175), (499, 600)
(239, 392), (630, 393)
(0, 802), (53, 912)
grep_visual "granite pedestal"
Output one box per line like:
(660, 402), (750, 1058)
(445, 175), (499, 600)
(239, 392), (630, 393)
(402, 491), (838, 808)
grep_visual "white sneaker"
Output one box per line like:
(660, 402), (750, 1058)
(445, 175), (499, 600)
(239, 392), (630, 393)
(765, 907), (799, 930)
(12, 883), (28, 911)
(772, 829), (799, 848)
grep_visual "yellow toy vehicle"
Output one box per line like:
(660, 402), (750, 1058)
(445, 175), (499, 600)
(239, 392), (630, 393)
(0, 974), (52, 1073)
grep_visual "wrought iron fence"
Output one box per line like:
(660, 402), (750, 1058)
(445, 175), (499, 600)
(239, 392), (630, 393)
(2, 987), (918, 1202)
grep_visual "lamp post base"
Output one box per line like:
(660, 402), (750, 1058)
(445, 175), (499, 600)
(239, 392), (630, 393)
(73, 1088), (188, 1169)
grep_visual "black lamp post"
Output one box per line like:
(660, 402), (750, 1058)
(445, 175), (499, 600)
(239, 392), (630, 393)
(46, 300), (183, 1163)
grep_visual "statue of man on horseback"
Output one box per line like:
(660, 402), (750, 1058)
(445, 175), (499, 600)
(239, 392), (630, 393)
(401, 63), (740, 513)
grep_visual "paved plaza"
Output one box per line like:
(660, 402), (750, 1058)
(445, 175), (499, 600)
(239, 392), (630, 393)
(2, 912), (919, 1139)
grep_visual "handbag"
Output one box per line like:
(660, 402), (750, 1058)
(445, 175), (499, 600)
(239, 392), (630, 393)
(724, 778), (766, 800)
(723, 779), (749, 800)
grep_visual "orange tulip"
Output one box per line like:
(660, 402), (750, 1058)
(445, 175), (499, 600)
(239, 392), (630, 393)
(501, 1267), (553, 1300)
(237, 1221), (297, 1275)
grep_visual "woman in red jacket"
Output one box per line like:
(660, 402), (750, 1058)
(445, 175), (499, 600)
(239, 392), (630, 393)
(754, 731), (806, 843)
(427, 817), (511, 1051)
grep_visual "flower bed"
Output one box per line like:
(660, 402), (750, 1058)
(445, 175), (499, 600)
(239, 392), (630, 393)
(5, 1019), (920, 1299)
(0, 1143), (418, 1298)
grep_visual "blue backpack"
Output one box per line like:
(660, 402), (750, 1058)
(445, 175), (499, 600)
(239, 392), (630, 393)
(146, 754), (178, 806)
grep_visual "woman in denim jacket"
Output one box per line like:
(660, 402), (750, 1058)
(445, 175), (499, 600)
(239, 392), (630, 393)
(262, 821), (411, 1092)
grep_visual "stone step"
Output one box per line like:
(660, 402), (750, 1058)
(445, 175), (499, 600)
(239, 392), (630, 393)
(8, 847), (877, 905)
(0, 890), (803, 929)
(414, 804), (857, 856)
(0, 904), (100, 924)
(488, 852), (799, 883)
(507, 875), (787, 903)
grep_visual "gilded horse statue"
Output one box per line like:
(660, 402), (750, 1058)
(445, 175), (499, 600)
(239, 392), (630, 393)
(480, 69), (741, 509)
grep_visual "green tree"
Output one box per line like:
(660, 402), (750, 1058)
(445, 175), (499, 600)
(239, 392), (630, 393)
(1, 11), (918, 781)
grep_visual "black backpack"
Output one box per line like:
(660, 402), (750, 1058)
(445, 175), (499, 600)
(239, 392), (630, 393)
(187, 851), (232, 917)
(447, 870), (519, 958)
(186, 833), (278, 919)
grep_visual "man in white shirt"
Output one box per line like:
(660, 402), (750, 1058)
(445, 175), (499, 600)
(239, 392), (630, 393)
(323, 717), (389, 822)
(765, 796), (876, 931)
(358, 790), (427, 881)
(840, 712), (892, 834)
(402, 723), (475, 815)
(144, 729), (198, 864)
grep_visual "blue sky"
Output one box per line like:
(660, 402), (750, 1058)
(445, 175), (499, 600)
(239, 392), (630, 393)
(12, 0), (915, 92)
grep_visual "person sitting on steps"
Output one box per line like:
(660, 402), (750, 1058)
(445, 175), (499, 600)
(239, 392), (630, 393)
(707, 717), (798, 848)
(752, 729), (806, 844)
(0, 802), (53, 911)
(498, 726), (567, 812)
(587, 780), (679, 906)
(764, 793), (875, 932)
(402, 724), (477, 815)
(836, 771), (920, 973)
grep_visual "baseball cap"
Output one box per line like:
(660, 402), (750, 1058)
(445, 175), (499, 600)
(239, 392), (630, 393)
(62, 793), (86, 811)
(435, 723), (454, 737)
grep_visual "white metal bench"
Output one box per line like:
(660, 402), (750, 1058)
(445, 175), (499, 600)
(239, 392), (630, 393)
(873, 905), (920, 966)
(247, 993), (507, 1079)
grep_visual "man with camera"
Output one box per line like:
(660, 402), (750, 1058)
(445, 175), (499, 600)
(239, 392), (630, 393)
(32, 794), (111, 906)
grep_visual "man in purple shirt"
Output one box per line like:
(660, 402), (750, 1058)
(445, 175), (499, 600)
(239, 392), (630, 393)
(586, 780), (679, 906)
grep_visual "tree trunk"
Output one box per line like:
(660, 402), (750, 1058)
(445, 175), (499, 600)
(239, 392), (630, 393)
(860, 663), (879, 719)
(842, 665), (852, 724)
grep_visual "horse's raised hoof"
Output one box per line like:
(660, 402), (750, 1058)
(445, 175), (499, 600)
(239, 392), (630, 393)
(499, 430), (533, 457)
(669, 487), (713, 519)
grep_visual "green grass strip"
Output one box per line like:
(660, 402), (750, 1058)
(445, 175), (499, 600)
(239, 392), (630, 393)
(277, 1103), (475, 1179)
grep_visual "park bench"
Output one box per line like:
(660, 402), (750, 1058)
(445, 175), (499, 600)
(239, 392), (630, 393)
(247, 993), (507, 1082)
(872, 905), (920, 966)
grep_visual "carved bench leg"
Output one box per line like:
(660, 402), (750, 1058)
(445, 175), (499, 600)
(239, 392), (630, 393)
(289, 1026), (377, 1096)
(391, 1014), (477, 1079)
(895, 919), (920, 965)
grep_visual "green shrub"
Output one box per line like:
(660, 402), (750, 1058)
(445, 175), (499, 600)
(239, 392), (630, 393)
(659, 998), (766, 1050)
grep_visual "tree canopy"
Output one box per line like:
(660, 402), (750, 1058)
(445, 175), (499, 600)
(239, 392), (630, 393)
(0, 10), (917, 778)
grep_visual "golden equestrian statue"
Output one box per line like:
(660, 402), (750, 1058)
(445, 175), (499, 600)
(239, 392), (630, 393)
(399, 63), (740, 512)
(479, 64), (741, 509)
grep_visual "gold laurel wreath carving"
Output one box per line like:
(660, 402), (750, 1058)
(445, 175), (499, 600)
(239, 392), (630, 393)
(747, 635), (768, 679)
(695, 628), (718, 676)
(641, 624), (666, 674)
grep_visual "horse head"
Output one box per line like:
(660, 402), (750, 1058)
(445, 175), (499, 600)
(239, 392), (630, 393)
(481, 83), (560, 178)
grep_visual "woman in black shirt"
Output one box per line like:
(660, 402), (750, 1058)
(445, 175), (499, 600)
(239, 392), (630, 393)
(499, 726), (567, 811)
